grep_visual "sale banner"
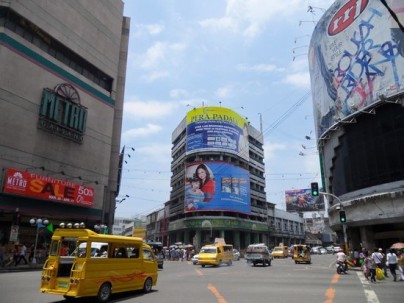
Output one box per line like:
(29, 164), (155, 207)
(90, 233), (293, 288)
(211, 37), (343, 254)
(3, 168), (94, 207)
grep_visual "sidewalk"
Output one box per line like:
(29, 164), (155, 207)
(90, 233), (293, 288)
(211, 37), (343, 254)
(0, 262), (43, 273)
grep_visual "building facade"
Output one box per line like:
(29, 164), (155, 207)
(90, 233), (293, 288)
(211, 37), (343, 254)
(309, 0), (404, 251)
(161, 106), (305, 251)
(0, 0), (129, 248)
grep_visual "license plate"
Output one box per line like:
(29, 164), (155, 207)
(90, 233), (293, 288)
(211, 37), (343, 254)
(57, 282), (69, 288)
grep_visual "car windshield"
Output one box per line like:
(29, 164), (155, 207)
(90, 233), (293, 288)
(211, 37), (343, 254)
(200, 248), (216, 254)
(247, 246), (266, 252)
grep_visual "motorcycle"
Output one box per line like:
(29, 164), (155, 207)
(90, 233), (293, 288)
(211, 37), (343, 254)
(336, 260), (348, 274)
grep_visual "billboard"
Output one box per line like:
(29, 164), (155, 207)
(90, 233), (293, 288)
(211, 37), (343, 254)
(3, 168), (94, 207)
(309, 0), (404, 137)
(184, 162), (250, 213)
(285, 188), (324, 212)
(186, 107), (249, 160)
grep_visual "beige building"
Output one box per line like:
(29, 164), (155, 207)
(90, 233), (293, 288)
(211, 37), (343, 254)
(0, 0), (129, 247)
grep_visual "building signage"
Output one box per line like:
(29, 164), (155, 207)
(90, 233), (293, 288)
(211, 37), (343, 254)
(285, 188), (324, 212)
(3, 168), (94, 207)
(309, 0), (404, 137)
(38, 84), (87, 143)
(184, 161), (250, 214)
(186, 107), (249, 160)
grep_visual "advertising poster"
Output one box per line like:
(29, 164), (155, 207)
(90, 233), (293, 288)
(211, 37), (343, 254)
(3, 168), (94, 207)
(186, 107), (249, 160)
(309, 0), (404, 137)
(184, 162), (250, 213)
(285, 188), (324, 212)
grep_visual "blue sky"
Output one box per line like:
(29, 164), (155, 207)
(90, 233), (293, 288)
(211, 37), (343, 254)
(116, 0), (334, 218)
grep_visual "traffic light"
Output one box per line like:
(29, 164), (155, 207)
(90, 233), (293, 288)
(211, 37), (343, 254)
(310, 182), (319, 196)
(339, 210), (346, 223)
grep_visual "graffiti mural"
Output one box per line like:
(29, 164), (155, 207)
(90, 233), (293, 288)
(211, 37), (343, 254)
(309, 0), (404, 137)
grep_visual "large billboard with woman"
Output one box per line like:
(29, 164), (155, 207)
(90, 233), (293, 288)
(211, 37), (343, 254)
(186, 107), (249, 160)
(184, 162), (250, 213)
(309, 0), (404, 137)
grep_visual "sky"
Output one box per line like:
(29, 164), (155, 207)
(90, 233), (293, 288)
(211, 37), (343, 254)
(116, 0), (335, 218)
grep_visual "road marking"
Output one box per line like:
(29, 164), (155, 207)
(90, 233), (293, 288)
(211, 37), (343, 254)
(324, 273), (339, 303)
(195, 268), (204, 276)
(207, 283), (228, 303)
(356, 271), (380, 303)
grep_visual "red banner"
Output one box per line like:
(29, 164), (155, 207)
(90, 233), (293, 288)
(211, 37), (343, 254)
(3, 168), (94, 207)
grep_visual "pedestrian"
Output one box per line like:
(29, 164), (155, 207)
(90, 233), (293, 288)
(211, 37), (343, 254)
(12, 245), (19, 266)
(398, 250), (404, 281)
(366, 250), (377, 283)
(379, 248), (389, 277)
(386, 249), (398, 282)
(361, 250), (370, 280)
(16, 243), (28, 266)
(28, 243), (35, 262)
(371, 248), (384, 271)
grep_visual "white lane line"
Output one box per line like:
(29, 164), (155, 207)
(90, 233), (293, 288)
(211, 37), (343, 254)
(356, 271), (380, 303)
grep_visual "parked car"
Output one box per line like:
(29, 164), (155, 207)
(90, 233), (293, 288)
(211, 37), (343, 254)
(325, 246), (334, 254)
(319, 247), (327, 254)
(233, 249), (241, 261)
(245, 243), (273, 266)
(310, 246), (321, 254)
(191, 254), (199, 265)
(333, 246), (342, 254)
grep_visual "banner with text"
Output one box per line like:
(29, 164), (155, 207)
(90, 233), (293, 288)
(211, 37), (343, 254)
(184, 162), (250, 214)
(186, 107), (249, 160)
(3, 168), (94, 207)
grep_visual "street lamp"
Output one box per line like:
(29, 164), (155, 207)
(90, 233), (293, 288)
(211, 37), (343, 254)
(30, 218), (49, 264)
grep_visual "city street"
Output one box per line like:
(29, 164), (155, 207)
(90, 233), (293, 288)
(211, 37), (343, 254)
(0, 254), (402, 303)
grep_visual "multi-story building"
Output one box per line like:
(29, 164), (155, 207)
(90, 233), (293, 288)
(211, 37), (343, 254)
(0, 0), (129, 247)
(309, 0), (404, 250)
(164, 106), (269, 250)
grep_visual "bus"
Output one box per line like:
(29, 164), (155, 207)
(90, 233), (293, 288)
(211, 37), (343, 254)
(40, 227), (158, 303)
(198, 243), (233, 267)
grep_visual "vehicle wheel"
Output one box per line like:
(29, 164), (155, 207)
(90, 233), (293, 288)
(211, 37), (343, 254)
(201, 264), (205, 268)
(97, 283), (112, 303)
(143, 277), (153, 293)
(295, 261), (298, 264)
(253, 262), (256, 267)
(228, 260), (232, 266)
(268, 260), (271, 266)
(337, 267), (342, 274)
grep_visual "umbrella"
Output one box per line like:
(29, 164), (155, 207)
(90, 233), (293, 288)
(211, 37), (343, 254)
(390, 242), (404, 250)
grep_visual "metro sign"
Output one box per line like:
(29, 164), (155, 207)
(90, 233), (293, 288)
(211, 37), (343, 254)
(328, 0), (369, 36)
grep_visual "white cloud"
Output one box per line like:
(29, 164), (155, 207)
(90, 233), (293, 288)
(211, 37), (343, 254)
(124, 100), (179, 119)
(200, 0), (307, 39)
(263, 142), (286, 160)
(141, 70), (169, 82)
(169, 89), (189, 98)
(122, 123), (162, 140)
(283, 72), (311, 89)
(133, 24), (164, 38)
(237, 63), (285, 73)
(215, 85), (234, 98)
(140, 42), (187, 69)
(136, 143), (173, 164)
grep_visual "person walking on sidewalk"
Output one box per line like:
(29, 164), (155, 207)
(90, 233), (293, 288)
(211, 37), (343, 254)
(386, 249), (398, 282)
(15, 243), (28, 266)
(398, 250), (404, 281)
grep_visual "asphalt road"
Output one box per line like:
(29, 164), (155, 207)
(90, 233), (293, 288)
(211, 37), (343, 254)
(0, 254), (401, 303)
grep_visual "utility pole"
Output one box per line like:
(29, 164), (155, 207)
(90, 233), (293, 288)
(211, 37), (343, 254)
(319, 191), (349, 255)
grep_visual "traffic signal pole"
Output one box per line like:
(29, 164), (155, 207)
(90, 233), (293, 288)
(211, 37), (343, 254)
(318, 191), (349, 255)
